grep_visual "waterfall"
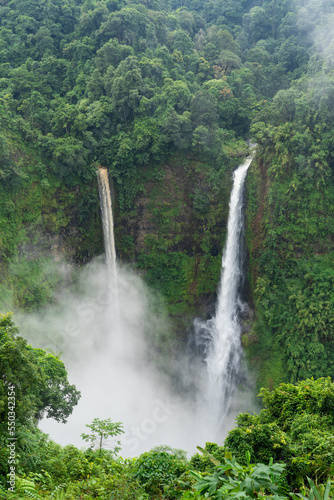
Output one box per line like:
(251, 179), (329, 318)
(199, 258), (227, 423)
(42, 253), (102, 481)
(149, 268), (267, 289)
(97, 167), (117, 275)
(97, 166), (121, 351)
(195, 152), (254, 435)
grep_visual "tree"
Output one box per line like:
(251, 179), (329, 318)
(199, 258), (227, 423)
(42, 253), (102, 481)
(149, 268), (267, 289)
(81, 417), (124, 455)
(95, 39), (133, 72)
(276, 36), (309, 74)
(177, 9), (195, 36)
(190, 91), (218, 128)
(30, 26), (55, 59)
(168, 28), (194, 55)
(0, 313), (81, 425)
(107, 56), (144, 124)
(192, 125), (211, 152)
(161, 78), (192, 113)
(243, 6), (272, 44)
(216, 50), (241, 74)
(0, 313), (81, 488)
(96, 7), (147, 46)
(206, 27), (240, 54)
(135, 446), (189, 498)
(225, 378), (334, 487)
(78, 3), (109, 37)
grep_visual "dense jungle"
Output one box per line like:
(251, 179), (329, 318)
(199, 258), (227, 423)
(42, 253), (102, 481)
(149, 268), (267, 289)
(0, 0), (334, 497)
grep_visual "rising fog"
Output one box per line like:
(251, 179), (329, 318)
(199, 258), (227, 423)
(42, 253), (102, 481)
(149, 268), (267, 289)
(15, 257), (254, 457)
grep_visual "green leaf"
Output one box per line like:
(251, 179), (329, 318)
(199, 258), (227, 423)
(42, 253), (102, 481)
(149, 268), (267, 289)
(323, 481), (331, 500)
(307, 478), (322, 500)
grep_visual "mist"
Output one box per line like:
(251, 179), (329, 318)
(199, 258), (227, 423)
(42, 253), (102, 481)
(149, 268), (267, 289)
(15, 256), (255, 457)
(298, 0), (334, 59)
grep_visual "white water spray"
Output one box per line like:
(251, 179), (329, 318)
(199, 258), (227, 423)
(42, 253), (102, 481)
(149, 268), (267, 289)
(195, 153), (254, 436)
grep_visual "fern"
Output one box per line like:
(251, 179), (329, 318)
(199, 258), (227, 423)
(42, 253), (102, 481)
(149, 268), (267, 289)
(12, 477), (66, 500)
(15, 478), (43, 499)
(49, 483), (66, 499)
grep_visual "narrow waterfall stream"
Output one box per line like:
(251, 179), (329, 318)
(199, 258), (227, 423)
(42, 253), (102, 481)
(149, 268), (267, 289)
(195, 153), (254, 436)
(97, 167), (117, 276)
(96, 166), (120, 348)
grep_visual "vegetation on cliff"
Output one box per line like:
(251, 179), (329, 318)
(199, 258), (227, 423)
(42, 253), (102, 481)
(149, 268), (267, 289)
(245, 10), (334, 386)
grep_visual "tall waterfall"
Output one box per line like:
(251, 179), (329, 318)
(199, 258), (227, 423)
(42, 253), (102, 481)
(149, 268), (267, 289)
(97, 167), (117, 275)
(195, 153), (254, 435)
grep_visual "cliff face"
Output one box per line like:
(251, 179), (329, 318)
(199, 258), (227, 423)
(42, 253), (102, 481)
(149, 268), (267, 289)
(5, 128), (334, 389)
(245, 147), (334, 389)
(1, 136), (239, 337)
(0, 133), (103, 311)
(115, 153), (238, 336)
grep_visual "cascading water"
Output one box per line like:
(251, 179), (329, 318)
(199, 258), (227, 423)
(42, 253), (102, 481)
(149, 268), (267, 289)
(96, 166), (120, 347)
(97, 167), (117, 276)
(195, 152), (254, 436)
